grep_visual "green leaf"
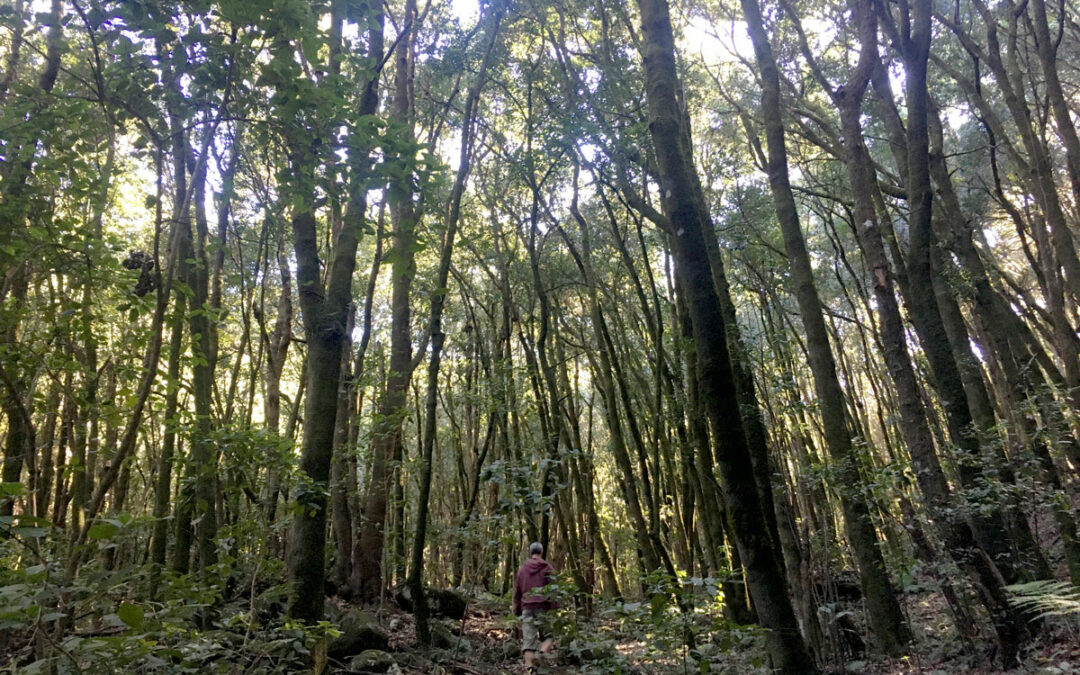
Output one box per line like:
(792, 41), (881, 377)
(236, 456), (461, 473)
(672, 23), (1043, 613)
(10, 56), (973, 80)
(12, 527), (47, 538)
(117, 602), (144, 629)
(0, 482), (26, 497)
(87, 521), (119, 540)
(300, 33), (321, 65)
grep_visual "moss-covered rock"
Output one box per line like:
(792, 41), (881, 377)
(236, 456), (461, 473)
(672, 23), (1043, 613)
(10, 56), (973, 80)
(347, 649), (396, 673)
(393, 586), (468, 620)
(328, 609), (389, 659)
(430, 621), (472, 652)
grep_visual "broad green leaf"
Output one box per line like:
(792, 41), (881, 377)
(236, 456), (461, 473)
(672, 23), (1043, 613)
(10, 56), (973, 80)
(12, 527), (47, 538)
(87, 521), (119, 540)
(0, 482), (26, 497)
(117, 602), (144, 629)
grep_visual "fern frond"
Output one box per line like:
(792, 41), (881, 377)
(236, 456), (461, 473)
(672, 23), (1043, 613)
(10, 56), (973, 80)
(1007, 581), (1080, 620)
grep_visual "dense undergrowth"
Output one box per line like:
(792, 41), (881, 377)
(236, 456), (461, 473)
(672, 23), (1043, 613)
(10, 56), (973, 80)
(4, 520), (1080, 674)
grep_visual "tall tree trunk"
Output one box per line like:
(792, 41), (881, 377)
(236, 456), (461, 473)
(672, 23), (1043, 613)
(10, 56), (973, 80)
(409, 4), (502, 643)
(184, 139), (220, 575)
(636, 0), (813, 669)
(286, 0), (383, 620)
(741, 0), (909, 652)
(357, 0), (413, 601)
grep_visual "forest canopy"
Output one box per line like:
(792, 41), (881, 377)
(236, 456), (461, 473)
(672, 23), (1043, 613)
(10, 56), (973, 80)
(2, 0), (1080, 672)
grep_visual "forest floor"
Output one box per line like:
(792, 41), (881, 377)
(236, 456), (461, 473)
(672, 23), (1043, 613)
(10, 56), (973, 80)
(331, 589), (1080, 675)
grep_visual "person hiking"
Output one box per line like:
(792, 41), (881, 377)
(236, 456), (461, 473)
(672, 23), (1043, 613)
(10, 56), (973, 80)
(513, 542), (557, 671)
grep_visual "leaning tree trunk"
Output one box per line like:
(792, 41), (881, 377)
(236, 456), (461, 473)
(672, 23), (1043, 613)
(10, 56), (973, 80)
(635, 0), (814, 670)
(740, 0), (909, 652)
(868, 35), (1038, 584)
(833, 1), (1024, 662)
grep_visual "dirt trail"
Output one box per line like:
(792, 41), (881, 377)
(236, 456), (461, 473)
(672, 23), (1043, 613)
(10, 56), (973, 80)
(336, 592), (1080, 675)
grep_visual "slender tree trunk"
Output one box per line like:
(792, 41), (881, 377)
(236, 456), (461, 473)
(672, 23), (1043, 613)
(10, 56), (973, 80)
(357, 0), (413, 601)
(348, 204), (385, 597)
(150, 289), (186, 598)
(636, 0), (813, 669)
(34, 383), (60, 520)
(409, 5), (501, 642)
(331, 310), (355, 591)
(741, 0), (908, 652)
(262, 235), (293, 524)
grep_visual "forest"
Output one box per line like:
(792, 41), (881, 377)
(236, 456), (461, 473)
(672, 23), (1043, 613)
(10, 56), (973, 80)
(2, 0), (1080, 672)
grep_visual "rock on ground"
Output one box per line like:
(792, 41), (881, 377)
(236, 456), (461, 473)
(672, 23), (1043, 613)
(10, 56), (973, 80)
(394, 586), (469, 620)
(347, 649), (396, 673)
(328, 609), (390, 659)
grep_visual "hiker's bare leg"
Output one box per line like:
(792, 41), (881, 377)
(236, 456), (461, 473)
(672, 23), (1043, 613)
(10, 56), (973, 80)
(539, 638), (553, 654)
(524, 649), (537, 667)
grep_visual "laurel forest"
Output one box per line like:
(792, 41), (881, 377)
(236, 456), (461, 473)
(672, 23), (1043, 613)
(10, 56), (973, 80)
(2, 0), (1080, 672)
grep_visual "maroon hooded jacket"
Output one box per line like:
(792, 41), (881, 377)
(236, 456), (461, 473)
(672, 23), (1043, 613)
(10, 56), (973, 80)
(513, 556), (557, 616)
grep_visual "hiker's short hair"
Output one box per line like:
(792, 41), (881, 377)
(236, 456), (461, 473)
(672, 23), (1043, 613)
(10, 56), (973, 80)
(529, 541), (543, 555)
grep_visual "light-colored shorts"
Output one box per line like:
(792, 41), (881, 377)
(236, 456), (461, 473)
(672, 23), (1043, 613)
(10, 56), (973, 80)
(521, 607), (549, 652)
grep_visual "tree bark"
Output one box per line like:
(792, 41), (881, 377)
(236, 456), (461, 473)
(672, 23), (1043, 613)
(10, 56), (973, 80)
(357, 0), (413, 602)
(636, 0), (814, 669)
(741, 0), (909, 652)
(286, 0), (383, 620)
